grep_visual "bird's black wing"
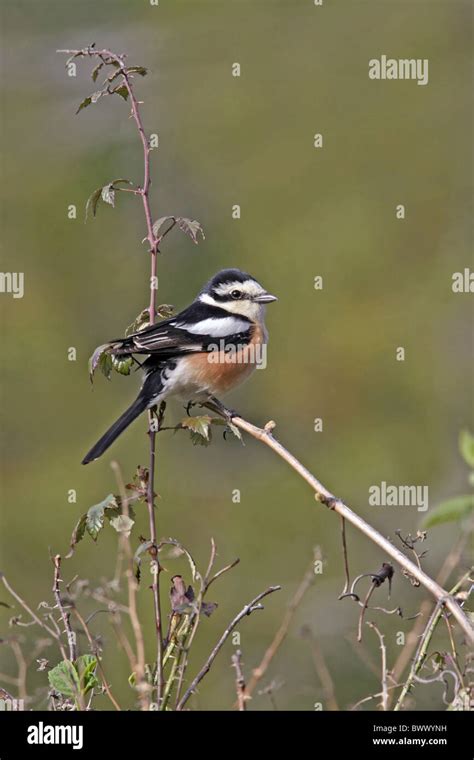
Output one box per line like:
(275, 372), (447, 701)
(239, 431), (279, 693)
(110, 302), (253, 359)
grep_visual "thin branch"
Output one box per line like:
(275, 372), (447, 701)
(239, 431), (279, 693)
(394, 568), (471, 711)
(339, 516), (350, 596)
(1, 573), (68, 661)
(111, 462), (149, 710)
(366, 622), (388, 711)
(72, 608), (121, 711)
(176, 585), (281, 711)
(225, 414), (474, 645)
(52, 555), (77, 661)
(205, 558), (241, 592)
(231, 650), (247, 711)
(387, 532), (468, 708)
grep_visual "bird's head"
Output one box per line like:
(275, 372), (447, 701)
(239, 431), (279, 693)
(199, 268), (277, 321)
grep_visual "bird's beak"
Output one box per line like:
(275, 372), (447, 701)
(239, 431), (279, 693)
(253, 292), (278, 304)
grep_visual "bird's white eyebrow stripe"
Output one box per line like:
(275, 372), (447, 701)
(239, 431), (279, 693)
(175, 316), (251, 336)
(213, 279), (261, 296)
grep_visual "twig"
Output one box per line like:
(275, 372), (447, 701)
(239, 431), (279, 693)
(340, 515), (350, 596)
(351, 682), (403, 711)
(1, 573), (68, 661)
(73, 607), (121, 711)
(231, 650), (247, 711)
(243, 553), (315, 701)
(172, 545), (239, 709)
(366, 622), (388, 711)
(225, 414), (474, 644)
(176, 585), (281, 710)
(394, 568), (471, 711)
(387, 532), (468, 708)
(111, 462), (149, 710)
(52, 555), (77, 661)
(205, 558), (241, 592)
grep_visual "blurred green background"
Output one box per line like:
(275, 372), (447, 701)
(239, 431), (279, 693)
(0, 0), (472, 711)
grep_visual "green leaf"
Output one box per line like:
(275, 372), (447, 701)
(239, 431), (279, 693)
(111, 354), (133, 375)
(66, 513), (87, 558)
(152, 216), (175, 239)
(86, 494), (117, 541)
(87, 179), (132, 219)
(126, 65), (148, 76)
(109, 514), (134, 537)
(125, 309), (150, 336)
(76, 654), (99, 695)
(176, 217), (205, 245)
(182, 415), (212, 446)
(76, 96), (92, 114)
(113, 84), (129, 101)
(421, 494), (474, 529)
(459, 430), (474, 469)
(76, 89), (104, 115)
(133, 540), (154, 582)
(156, 304), (174, 319)
(91, 62), (104, 82)
(48, 660), (80, 698)
(85, 186), (103, 220)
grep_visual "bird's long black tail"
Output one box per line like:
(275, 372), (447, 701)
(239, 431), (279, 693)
(82, 395), (149, 465)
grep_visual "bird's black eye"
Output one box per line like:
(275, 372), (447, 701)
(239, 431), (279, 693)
(230, 289), (243, 300)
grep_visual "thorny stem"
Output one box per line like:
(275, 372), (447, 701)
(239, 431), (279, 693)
(366, 622), (388, 711)
(231, 650), (247, 711)
(52, 555), (77, 661)
(58, 46), (164, 706)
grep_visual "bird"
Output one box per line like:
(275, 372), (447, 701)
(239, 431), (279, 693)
(82, 268), (277, 464)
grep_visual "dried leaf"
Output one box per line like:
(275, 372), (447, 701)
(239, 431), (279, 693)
(126, 65), (148, 76)
(176, 217), (205, 244)
(91, 62), (104, 82)
(65, 513), (87, 558)
(108, 514), (134, 537)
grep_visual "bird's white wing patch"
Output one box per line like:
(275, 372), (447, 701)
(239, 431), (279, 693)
(176, 316), (250, 337)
